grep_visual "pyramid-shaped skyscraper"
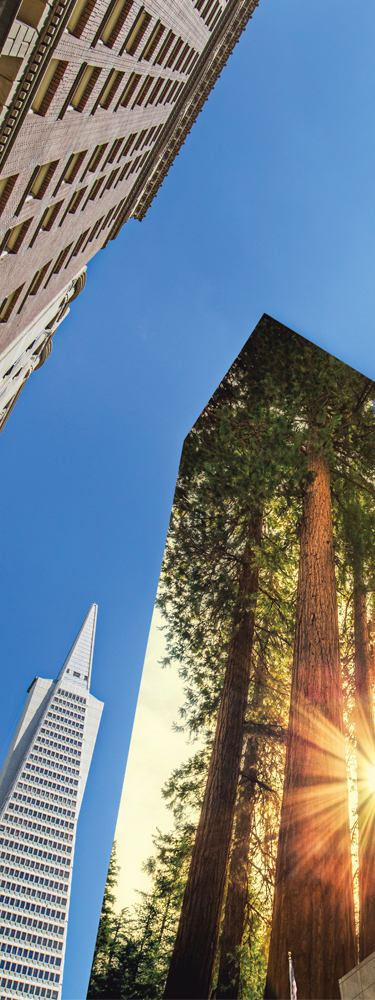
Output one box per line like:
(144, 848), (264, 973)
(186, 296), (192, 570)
(0, 604), (103, 999)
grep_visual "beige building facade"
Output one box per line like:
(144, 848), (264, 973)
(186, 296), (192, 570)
(0, 0), (258, 428)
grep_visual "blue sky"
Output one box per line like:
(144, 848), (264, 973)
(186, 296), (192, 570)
(1, 0), (375, 995)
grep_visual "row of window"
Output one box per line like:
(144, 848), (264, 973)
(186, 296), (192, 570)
(27, 760), (79, 784)
(1, 890), (65, 920)
(51, 700), (85, 718)
(0, 920), (64, 951)
(0, 966), (59, 982)
(0, 152), (142, 259)
(0, 198), (124, 322)
(1, 939), (61, 958)
(0, 838), (71, 873)
(21, 772), (78, 798)
(57, 690), (86, 704)
(35, 741), (81, 761)
(0, 900), (65, 935)
(24, 766), (79, 794)
(0, 890), (65, 908)
(16, 785), (75, 812)
(2, 818), (73, 852)
(0, 947), (61, 968)
(30, 750), (79, 773)
(0, 979), (58, 1000)
(40, 730), (81, 750)
(1, 981), (58, 997)
(194, 0), (223, 32)
(8, 805), (74, 827)
(67, 0), (198, 76)
(31, 54), (185, 120)
(0, 123), (160, 235)
(0, 876), (66, 895)
(36, 734), (81, 753)
(50, 701), (84, 719)
(0, 856), (68, 883)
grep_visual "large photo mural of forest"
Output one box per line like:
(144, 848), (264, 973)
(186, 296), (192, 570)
(87, 315), (375, 999)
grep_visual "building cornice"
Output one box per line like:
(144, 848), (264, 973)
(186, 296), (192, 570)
(104, 0), (259, 243)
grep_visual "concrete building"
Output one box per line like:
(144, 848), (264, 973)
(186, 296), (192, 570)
(0, 603), (103, 1000)
(0, 0), (258, 431)
(339, 952), (375, 1000)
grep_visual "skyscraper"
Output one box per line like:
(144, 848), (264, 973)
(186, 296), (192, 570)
(0, 603), (103, 1000)
(0, 0), (258, 431)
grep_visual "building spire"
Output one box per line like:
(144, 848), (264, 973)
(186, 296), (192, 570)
(57, 604), (97, 691)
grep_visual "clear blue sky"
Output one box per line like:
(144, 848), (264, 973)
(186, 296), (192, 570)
(1, 0), (375, 995)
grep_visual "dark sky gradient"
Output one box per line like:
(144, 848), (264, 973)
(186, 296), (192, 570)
(1, 0), (375, 995)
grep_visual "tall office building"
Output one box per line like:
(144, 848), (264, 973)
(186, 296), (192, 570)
(0, 0), (258, 431)
(0, 603), (103, 1000)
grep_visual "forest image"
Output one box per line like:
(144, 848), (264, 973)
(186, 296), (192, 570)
(88, 315), (375, 1000)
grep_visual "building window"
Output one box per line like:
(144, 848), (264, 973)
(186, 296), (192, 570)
(89, 217), (103, 241)
(67, 0), (98, 37)
(41, 201), (64, 231)
(133, 74), (153, 106)
(98, 70), (124, 109)
(32, 60), (68, 116)
(47, 245), (73, 281)
(140, 20), (164, 61)
(132, 129), (147, 150)
(116, 72), (140, 108)
(207, 0), (222, 29)
(1, 218), (32, 254)
(67, 187), (87, 214)
(85, 177), (104, 202)
(100, 0), (134, 48)
(0, 285), (24, 322)
(165, 37), (183, 69)
(182, 49), (197, 74)
(101, 168), (119, 193)
(115, 160), (131, 185)
(0, 174), (17, 216)
(59, 150), (88, 187)
(174, 43), (190, 72)
(30, 161), (59, 200)
(103, 137), (124, 166)
(66, 231), (90, 262)
(121, 132), (137, 156)
(70, 65), (102, 111)
(120, 8), (152, 56)
(21, 262), (52, 307)
(154, 29), (174, 66)
(86, 144), (108, 175)
(145, 76), (163, 105)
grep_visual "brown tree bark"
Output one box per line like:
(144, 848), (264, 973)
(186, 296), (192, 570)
(215, 663), (263, 999)
(163, 516), (262, 1000)
(354, 571), (375, 962)
(265, 452), (356, 1000)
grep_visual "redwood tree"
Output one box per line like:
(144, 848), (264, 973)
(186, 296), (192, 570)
(163, 517), (262, 999)
(265, 450), (357, 999)
(215, 662), (263, 1000)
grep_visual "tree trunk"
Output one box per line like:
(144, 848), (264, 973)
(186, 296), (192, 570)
(354, 570), (375, 962)
(215, 662), (263, 999)
(163, 516), (262, 1000)
(265, 452), (356, 1000)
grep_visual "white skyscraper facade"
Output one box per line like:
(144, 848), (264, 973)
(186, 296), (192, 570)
(0, 604), (103, 1000)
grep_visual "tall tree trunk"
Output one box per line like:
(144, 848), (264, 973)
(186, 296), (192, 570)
(354, 570), (375, 962)
(265, 452), (356, 1000)
(215, 662), (263, 999)
(163, 516), (262, 1000)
